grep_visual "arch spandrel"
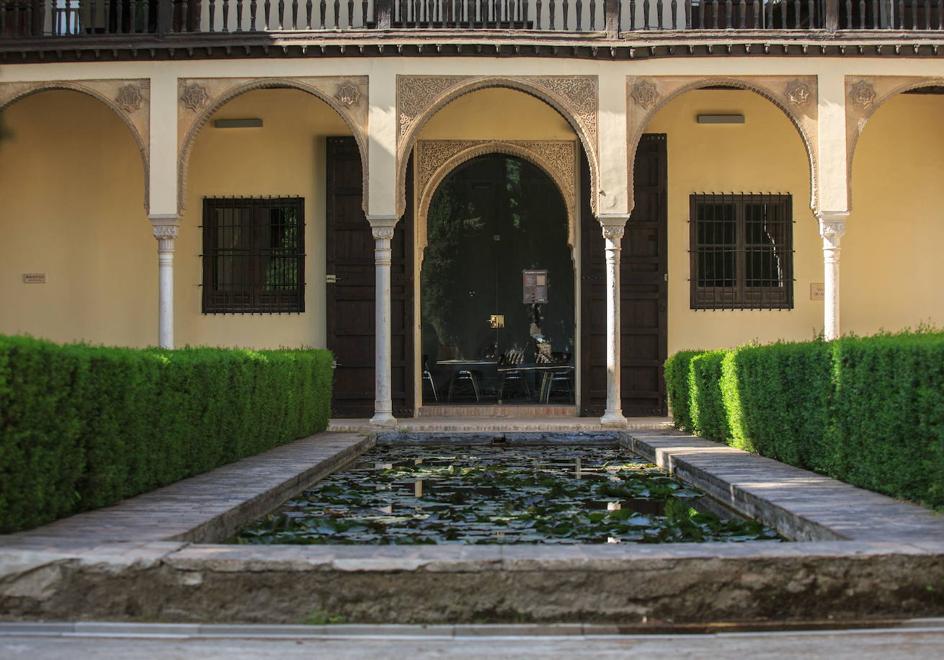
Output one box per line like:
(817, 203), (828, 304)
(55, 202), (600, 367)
(626, 75), (819, 213)
(0, 79), (151, 209)
(845, 75), (944, 210)
(397, 75), (599, 220)
(176, 76), (369, 214)
(415, 139), (579, 263)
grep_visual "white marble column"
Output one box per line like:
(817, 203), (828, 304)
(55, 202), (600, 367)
(600, 215), (630, 427)
(151, 217), (179, 349)
(369, 216), (399, 427)
(818, 212), (848, 341)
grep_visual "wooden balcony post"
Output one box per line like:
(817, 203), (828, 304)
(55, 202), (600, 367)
(158, 0), (174, 34)
(825, 0), (839, 30)
(375, 0), (393, 28)
(605, 0), (620, 36)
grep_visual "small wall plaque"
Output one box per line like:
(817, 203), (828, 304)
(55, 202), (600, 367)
(22, 273), (46, 284)
(810, 282), (825, 301)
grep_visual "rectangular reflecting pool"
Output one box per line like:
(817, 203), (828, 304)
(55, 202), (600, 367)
(232, 445), (782, 545)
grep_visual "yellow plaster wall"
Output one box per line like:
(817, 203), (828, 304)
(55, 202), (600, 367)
(645, 90), (822, 354)
(0, 91), (154, 346)
(418, 88), (577, 141)
(845, 93), (944, 334)
(180, 88), (352, 349)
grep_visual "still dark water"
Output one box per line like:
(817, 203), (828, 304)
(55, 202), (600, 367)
(233, 445), (781, 545)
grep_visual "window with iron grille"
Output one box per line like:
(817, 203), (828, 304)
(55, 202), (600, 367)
(690, 193), (793, 310)
(202, 197), (305, 314)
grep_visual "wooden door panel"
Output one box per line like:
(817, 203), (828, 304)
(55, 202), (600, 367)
(581, 135), (668, 417)
(326, 137), (414, 418)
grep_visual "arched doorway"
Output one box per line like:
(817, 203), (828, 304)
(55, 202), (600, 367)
(420, 154), (575, 407)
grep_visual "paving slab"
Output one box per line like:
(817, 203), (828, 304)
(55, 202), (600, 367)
(624, 431), (944, 543)
(0, 433), (372, 546)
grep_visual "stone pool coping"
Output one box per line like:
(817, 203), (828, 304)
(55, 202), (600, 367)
(2, 428), (944, 624)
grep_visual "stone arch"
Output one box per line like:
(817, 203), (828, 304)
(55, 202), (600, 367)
(0, 80), (150, 209)
(627, 75), (819, 214)
(176, 76), (369, 214)
(397, 76), (599, 220)
(846, 76), (944, 209)
(415, 140), (579, 264)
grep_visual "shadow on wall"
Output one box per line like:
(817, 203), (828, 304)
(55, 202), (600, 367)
(0, 111), (11, 143)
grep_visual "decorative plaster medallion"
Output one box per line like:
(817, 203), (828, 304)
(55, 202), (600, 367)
(630, 80), (659, 110)
(180, 83), (210, 112)
(849, 80), (877, 109)
(334, 82), (361, 108)
(785, 80), (812, 107)
(115, 84), (144, 113)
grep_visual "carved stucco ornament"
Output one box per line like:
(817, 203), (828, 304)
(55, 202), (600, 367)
(395, 75), (599, 217)
(630, 80), (659, 109)
(115, 84), (144, 113)
(849, 80), (877, 109)
(0, 78), (151, 210)
(335, 81), (361, 108)
(175, 76), (369, 214)
(414, 139), (579, 261)
(180, 83), (210, 112)
(785, 80), (812, 107)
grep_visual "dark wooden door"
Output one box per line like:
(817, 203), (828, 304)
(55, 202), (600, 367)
(326, 137), (414, 418)
(580, 134), (668, 417)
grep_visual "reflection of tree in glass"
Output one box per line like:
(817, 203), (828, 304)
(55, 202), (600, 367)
(422, 179), (485, 353)
(265, 208), (299, 291)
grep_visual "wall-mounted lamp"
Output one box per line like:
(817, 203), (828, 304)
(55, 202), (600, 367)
(696, 114), (745, 125)
(213, 118), (264, 129)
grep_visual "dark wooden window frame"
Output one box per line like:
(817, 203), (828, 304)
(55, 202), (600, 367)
(689, 193), (794, 311)
(202, 196), (306, 314)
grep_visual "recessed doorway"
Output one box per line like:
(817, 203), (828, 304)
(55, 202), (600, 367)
(420, 154), (575, 408)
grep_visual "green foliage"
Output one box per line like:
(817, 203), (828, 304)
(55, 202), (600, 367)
(665, 331), (944, 508)
(0, 335), (332, 532)
(689, 351), (729, 441)
(664, 350), (702, 432)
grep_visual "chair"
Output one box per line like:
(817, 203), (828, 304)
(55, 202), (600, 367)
(542, 367), (574, 404)
(448, 369), (481, 403)
(497, 348), (531, 403)
(422, 356), (439, 403)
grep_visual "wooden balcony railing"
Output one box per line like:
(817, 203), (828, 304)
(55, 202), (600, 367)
(0, 0), (941, 39)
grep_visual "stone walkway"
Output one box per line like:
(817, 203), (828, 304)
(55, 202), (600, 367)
(4, 622), (944, 659)
(625, 432), (944, 544)
(0, 433), (371, 547)
(329, 416), (674, 433)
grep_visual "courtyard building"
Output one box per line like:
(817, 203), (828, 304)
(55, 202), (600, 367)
(1, 1), (942, 426)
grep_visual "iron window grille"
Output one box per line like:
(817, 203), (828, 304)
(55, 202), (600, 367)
(202, 196), (305, 314)
(689, 193), (794, 311)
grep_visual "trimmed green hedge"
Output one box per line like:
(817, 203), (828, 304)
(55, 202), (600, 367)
(0, 335), (333, 533)
(665, 331), (944, 508)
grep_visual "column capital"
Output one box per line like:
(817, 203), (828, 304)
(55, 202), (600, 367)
(817, 210), (848, 249)
(150, 214), (180, 252)
(366, 213), (401, 230)
(599, 213), (630, 243)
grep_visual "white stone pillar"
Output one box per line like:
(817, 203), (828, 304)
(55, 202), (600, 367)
(600, 215), (630, 428)
(369, 215), (399, 427)
(818, 212), (848, 341)
(151, 216), (179, 349)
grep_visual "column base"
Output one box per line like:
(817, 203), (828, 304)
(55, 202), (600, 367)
(370, 412), (398, 428)
(600, 411), (628, 428)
